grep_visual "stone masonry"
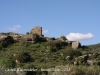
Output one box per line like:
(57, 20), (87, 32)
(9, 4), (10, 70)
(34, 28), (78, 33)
(72, 41), (80, 49)
(30, 26), (42, 36)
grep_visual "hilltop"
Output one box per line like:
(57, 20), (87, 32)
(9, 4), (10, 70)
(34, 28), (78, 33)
(0, 26), (100, 75)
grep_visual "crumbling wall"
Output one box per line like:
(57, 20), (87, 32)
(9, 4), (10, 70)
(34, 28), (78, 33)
(30, 26), (42, 36)
(72, 41), (80, 49)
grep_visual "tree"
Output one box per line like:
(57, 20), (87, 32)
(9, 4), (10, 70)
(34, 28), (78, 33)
(2, 36), (14, 47)
(26, 32), (30, 35)
(60, 36), (67, 42)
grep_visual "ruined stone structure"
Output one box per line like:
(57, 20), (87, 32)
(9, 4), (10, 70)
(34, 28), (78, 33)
(30, 26), (43, 37)
(11, 34), (23, 42)
(0, 26), (82, 49)
(45, 37), (55, 41)
(72, 41), (80, 49)
(21, 35), (36, 43)
(0, 34), (7, 41)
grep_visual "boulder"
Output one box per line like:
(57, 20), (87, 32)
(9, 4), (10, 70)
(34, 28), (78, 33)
(87, 60), (96, 65)
(65, 56), (71, 60)
(74, 61), (78, 65)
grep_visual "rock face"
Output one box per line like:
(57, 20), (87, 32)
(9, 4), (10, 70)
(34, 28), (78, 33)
(72, 41), (80, 49)
(30, 26), (42, 36)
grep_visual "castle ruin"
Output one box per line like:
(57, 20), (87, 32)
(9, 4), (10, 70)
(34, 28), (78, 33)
(30, 26), (43, 37)
(0, 26), (81, 49)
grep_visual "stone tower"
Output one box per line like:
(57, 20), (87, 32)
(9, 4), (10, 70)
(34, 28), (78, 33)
(30, 26), (42, 36)
(72, 41), (80, 49)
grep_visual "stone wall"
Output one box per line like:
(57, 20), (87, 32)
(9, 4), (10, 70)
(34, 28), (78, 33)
(72, 41), (80, 49)
(30, 26), (42, 36)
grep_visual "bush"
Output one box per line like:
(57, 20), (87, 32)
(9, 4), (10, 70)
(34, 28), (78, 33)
(14, 52), (31, 63)
(46, 41), (57, 52)
(0, 43), (3, 50)
(46, 40), (65, 52)
(50, 65), (100, 75)
(0, 58), (16, 68)
(2, 36), (14, 48)
(47, 46), (56, 52)
(63, 49), (82, 60)
(60, 36), (67, 41)
(95, 60), (100, 66)
(92, 53), (99, 59)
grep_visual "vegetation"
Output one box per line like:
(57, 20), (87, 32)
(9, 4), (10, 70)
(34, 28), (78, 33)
(0, 34), (100, 75)
(14, 52), (32, 63)
(50, 65), (100, 75)
(0, 58), (16, 68)
(0, 43), (3, 50)
(2, 36), (14, 48)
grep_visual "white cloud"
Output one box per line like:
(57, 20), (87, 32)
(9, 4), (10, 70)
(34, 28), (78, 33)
(43, 30), (48, 34)
(66, 33), (94, 41)
(8, 25), (22, 31)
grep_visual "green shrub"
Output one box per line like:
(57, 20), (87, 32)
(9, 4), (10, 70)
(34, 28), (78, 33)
(0, 43), (3, 50)
(60, 36), (67, 41)
(92, 53), (99, 58)
(63, 49), (82, 59)
(0, 58), (16, 68)
(33, 44), (40, 48)
(77, 57), (85, 64)
(46, 40), (65, 52)
(2, 36), (14, 48)
(14, 52), (31, 63)
(95, 60), (100, 65)
(47, 46), (56, 52)
(51, 65), (100, 75)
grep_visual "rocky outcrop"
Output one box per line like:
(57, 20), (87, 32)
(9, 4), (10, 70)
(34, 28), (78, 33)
(87, 60), (96, 65)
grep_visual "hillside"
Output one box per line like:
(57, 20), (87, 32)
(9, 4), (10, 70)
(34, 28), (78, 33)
(88, 43), (100, 52)
(0, 38), (100, 75)
(0, 26), (100, 75)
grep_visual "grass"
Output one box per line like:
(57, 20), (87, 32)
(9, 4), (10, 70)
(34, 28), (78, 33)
(0, 41), (100, 75)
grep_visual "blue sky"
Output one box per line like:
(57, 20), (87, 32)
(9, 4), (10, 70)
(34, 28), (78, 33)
(0, 0), (100, 45)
